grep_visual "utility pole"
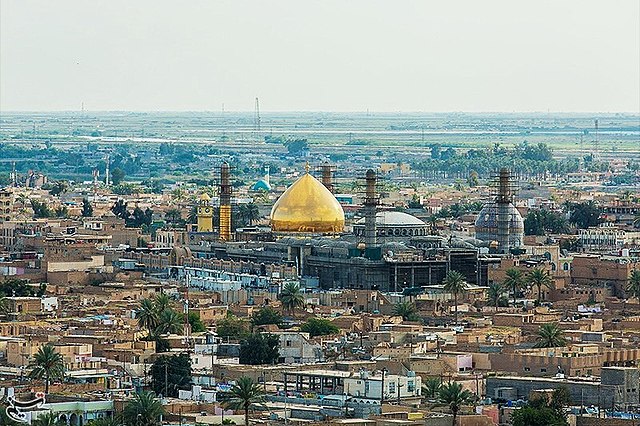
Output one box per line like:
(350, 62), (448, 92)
(397, 381), (404, 404)
(164, 362), (168, 397)
(381, 368), (388, 403)
(284, 374), (288, 425)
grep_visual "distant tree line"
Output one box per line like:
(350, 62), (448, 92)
(524, 201), (602, 236)
(413, 142), (607, 179)
(111, 199), (153, 229)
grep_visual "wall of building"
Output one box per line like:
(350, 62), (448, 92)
(487, 376), (617, 406)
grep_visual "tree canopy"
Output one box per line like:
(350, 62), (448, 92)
(217, 315), (250, 340)
(251, 306), (283, 327)
(511, 387), (570, 426)
(392, 301), (421, 322)
(150, 353), (192, 398)
(239, 333), (280, 365)
(299, 317), (340, 337)
(567, 201), (601, 229)
(524, 209), (568, 235)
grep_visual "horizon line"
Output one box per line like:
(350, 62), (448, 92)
(1, 109), (639, 115)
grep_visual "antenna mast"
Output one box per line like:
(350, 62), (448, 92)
(254, 97), (261, 141)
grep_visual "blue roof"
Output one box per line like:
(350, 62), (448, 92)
(252, 179), (272, 191)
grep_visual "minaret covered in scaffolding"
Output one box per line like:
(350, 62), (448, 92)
(10, 162), (17, 187)
(496, 168), (514, 254)
(475, 168), (524, 254)
(183, 274), (191, 345)
(321, 162), (335, 194)
(363, 169), (378, 246)
(593, 119), (599, 161)
(92, 169), (99, 195)
(219, 162), (233, 242)
(104, 155), (110, 186)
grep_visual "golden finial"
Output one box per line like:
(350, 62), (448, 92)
(305, 161), (310, 173)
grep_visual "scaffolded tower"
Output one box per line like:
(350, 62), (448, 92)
(363, 169), (379, 246)
(219, 162), (233, 242)
(495, 168), (517, 254)
(320, 162), (336, 194)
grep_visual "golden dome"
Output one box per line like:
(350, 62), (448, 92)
(270, 172), (345, 233)
(199, 193), (211, 202)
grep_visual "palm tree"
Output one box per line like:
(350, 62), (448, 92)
(136, 298), (159, 335)
(534, 323), (567, 348)
(122, 391), (165, 426)
(240, 203), (260, 226)
(155, 308), (183, 335)
(392, 301), (420, 321)
(187, 205), (198, 225)
(171, 188), (186, 201)
(422, 377), (443, 400)
(29, 344), (64, 394)
(633, 212), (640, 228)
(225, 376), (266, 426)
(443, 270), (466, 325)
(437, 381), (475, 426)
(627, 270), (640, 300)
(0, 404), (20, 426)
(154, 293), (172, 313)
(427, 215), (439, 235)
(527, 268), (554, 302)
(0, 296), (8, 316)
(279, 282), (304, 316)
(164, 208), (183, 227)
(503, 268), (525, 305)
(32, 413), (64, 426)
(487, 282), (506, 310)
(86, 418), (122, 426)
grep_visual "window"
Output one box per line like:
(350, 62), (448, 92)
(286, 341), (291, 347)
(524, 367), (530, 372)
(389, 382), (396, 393)
(540, 368), (546, 373)
(407, 380), (415, 392)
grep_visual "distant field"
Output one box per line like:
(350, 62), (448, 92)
(1, 111), (638, 156)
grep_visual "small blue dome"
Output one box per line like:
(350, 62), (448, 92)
(252, 179), (272, 191)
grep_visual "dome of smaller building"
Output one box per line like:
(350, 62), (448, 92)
(199, 193), (211, 202)
(252, 179), (272, 192)
(353, 211), (429, 239)
(355, 211), (427, 227)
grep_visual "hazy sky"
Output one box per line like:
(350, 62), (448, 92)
(1, 0), (639, 112)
